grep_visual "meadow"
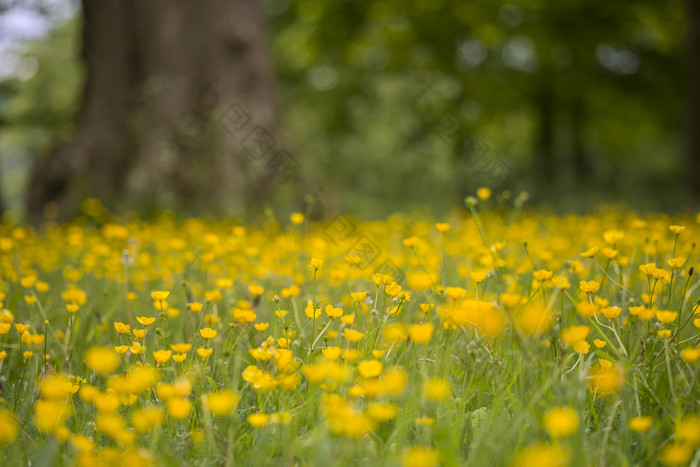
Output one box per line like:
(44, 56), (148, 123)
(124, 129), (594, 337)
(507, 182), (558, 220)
(1, 192), (699, 466)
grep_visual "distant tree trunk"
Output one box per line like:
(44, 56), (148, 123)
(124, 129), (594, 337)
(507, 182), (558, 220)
(570, 95), (590, 183)
(685, 0), (700, 198)
(27, 0), (282, 223)
(535, 80), (556, 184)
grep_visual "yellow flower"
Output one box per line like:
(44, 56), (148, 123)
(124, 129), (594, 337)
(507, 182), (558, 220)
(200, 328), (217, 340)
(660, 443), (692, 466)
(669, 225), (686, 234)
(423, 378), (450, 401)
(514, 304), (553, 335)
(416, 417), (435, 427)
(551, 276), (571, 291)
(357, 359), (383, 378)
(385, 281), (403, 297)
(248, 285), (264, 296)
(408, 322), (434, 344)
(22, 350), (33, 360)
(85, 346), (120, 375)
(601, 306), (621, 319)
(216, 278), (233, 289)
(470, 270), (488, 283)
(668, 257), (686, 269)
(561, 325), (590, 346)
(290, 212), (305, 224)
(435, 222), (450, 232)
(277, 338), (289, 348)
(0, 409), (19, 445)
(190, 302), (203, 313)
(304, 301), (321, 319)
(631, 306), (655, 321)
(136, 316), (156, 326)
(677, 415), (700, 446)
(601, 247), (618, 260)
(657, 330), (672, 339)
(66, 304), (79, 314)
(653, 268), (667, 280)
(114, 345), (129, 355)
(167, 398), (191, 419)
(15, 323), (30, 335)
(629, 416), (653, 433)
(232, 308), (257, 324)
(681, 347), (700, 363)
(205, 390), (239, 416)
(153, 350), (172, 364)
(344, 328), (365, 343)
(150, 291), (170, 302)
(20, 275), (37, 288)
(366, 402), (398, 422)
(476, 187), (491, 200)
(533, 269), (553, 281)
(325, 305), (343, 319)
(131, 407), (164, 432)
(543, 406), (578, 438)
(603, 229), (624, 244)
(309, 258), (323, 270)
(593, 339), (606, 349)
(579, 246), (599, 258)
(656, 310), (678, 324)
(573, 341), (590, 354)
(113, 322), (130, 334)
(254, 322), (269, 332)
(639, 263), (656, 275)
(403, 236), (419, 248)
(205, 289), (223, 302)
(275, 309), (289, 319)
(0, 323), (10, 335)
(34, 400), (71, 433)
(197, 347), (213, 359)
(512, 443), (568, 467)
(401, 446), (439, 467)
(383, 323), (407, 342)
(579, 280), (600, 294)
(323, 347), (342, 361)
(173, 353), (187, 363)
(247, 413), (270, 428)
(340, 314), (355, 326)
(133, 329), (147, 339)
(588, 363), (624, 396)
(281, 285), (301, 298)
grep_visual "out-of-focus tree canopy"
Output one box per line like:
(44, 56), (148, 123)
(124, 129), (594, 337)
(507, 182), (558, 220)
(267, 0), (689, 215)
(0, 0), (693, 219)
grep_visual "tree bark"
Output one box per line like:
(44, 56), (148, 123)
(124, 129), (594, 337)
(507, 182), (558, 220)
(685, 0), (700, 199)
(27, 0), (281, 223)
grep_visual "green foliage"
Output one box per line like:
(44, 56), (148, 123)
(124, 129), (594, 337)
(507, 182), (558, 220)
(0, 16), (82, 214)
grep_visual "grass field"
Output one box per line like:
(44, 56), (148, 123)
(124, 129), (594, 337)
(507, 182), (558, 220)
(1, 194), (699, 466)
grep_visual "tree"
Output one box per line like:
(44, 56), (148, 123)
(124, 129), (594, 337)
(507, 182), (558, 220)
(26, 0), (284, 223)
(685, 0), (700, 199)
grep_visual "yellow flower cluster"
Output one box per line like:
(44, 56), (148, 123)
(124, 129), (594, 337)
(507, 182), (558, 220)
(0, 200), (698, 465)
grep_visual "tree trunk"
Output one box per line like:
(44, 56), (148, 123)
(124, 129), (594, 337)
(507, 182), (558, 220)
(685, 0), (700, 199)
(535, 80), (556, 184)
(27, 0), (281, 223)
(571, 95), (590, 183)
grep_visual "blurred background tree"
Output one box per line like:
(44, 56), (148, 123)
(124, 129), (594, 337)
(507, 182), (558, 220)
(0, 0), (696, 222)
